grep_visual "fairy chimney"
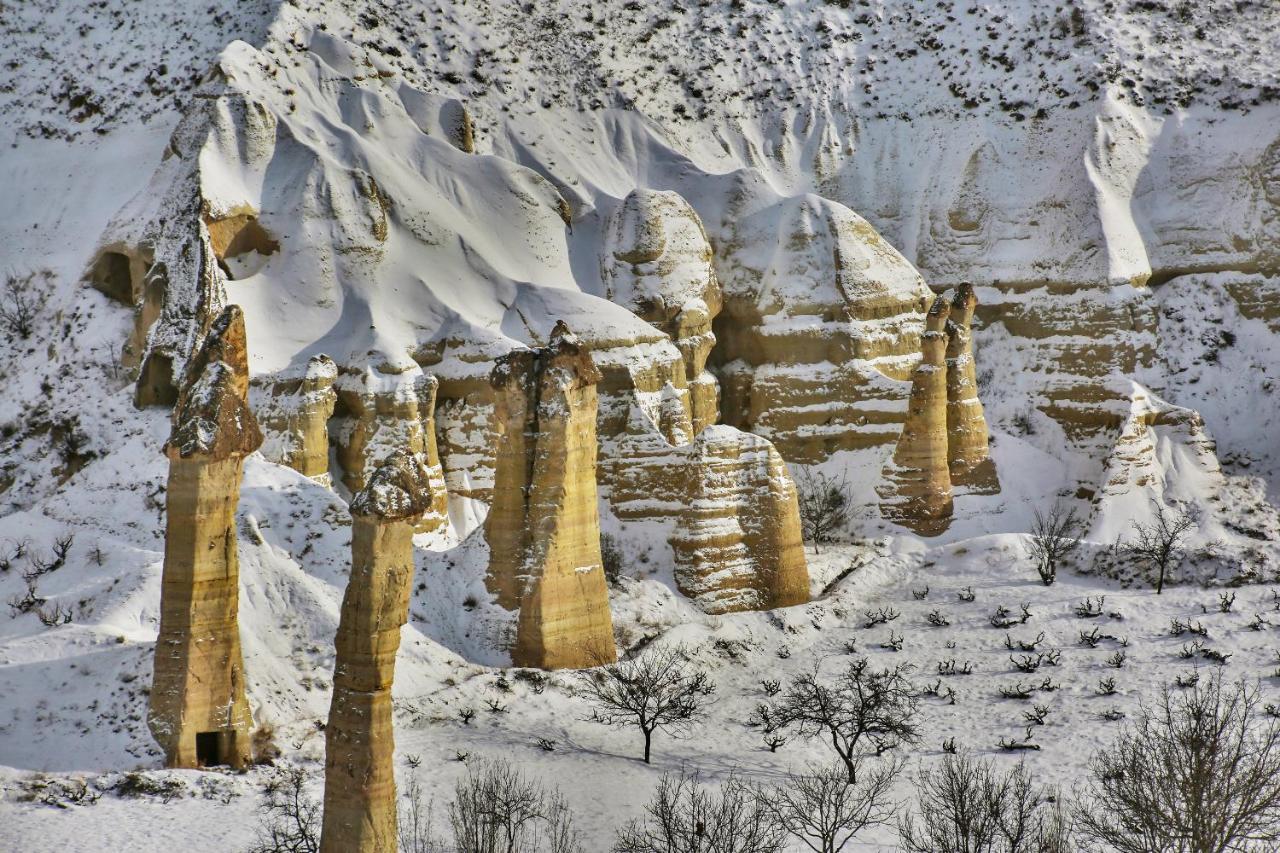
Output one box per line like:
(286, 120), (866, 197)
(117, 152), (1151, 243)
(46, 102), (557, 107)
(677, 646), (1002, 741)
(879, 295), (954, 535)
(945, 283), (999, 493)
(148, 305), (262, 769)
(320, 451), (434, 853)
(486, 322), (617, 669)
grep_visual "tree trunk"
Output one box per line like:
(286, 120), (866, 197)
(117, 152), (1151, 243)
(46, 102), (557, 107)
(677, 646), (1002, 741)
(643, 729), (652, 764)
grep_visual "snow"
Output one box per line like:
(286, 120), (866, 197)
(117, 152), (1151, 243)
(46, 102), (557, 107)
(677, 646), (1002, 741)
(3, 0), (1280, 850)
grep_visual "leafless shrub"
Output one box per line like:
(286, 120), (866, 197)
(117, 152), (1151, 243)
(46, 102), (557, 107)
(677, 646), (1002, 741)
(36, 602), (72, 627)
(1077, 674), (1280, 853)
(600, 533), (624, 586)
(0, 273), (44, 340)
(899, 755), (1073, 852)
(938, 659), (973, 676)
(863, 606), (900, 628)
(1074, 596), (1105, 618)
(398, 771), (446, 853)
(759, 759), (902, 853)
(925, 609), (950, 627)
(614, 770), (784, 853)
(248, 766), (320, 853)
(1028, 502), (1083, 585)
(769, 658), (920, 781)
(576, 644), (713, 764)
(795, 469), (851, 554)
(8, 577), (45, 616)
(1129, 502), (1196, 594)
(449, 758), (583, 853)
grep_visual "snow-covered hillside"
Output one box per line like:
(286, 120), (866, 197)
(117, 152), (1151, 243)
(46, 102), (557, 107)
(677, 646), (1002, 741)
(2, 1), (1280, 851)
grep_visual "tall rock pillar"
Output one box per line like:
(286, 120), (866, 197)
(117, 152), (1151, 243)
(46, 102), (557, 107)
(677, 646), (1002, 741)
(945, 283), (999, 493)
(148, 305), (262, 769)
(321, 452), (435, 853)
(485, 322), (617, 669)
(879, 296), (954, 535)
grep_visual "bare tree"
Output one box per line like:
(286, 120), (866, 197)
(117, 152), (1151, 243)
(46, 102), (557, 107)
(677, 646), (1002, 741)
(0, 274), (42, 340)
(577, 644), (714, 764)
(249, 766), (321, 853)
(768, 658), (920, 782)
(759, 759), (902, 853)
(1129, 502), (1195, 594)
(1076, 673), (1280, 853)
(449, 757), (584, 853)
(398, 771), (446, 853)
(796, 468), (851, 554)
(1028, 502), (1083, 586)
(614, 769), (786, 853)
(899, 754), (1073, 853)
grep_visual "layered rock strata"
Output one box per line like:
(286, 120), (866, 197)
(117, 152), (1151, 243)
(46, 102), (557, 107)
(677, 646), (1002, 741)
(944, 284), (998, 492)
(609, 408), (809, 613)
(485, 322), (616, 669)
(879, 296), (955, 536)
(713, 194), (935, 464)
(255, 354), (338, 483)
(602, 189), (723, 434)
(148, 305), (262, 769)
(321, 451), (435, 853)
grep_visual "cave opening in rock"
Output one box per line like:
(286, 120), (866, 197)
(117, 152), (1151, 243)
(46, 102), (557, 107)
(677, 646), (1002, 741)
(195, 731), (227, 767)
(90, 250), (134, 304)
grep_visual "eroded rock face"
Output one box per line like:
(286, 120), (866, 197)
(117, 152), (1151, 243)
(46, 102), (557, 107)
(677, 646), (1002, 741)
(879, 296), (954, 536)
(255, 355), (339, 483)
(329, 366), (448, 532)
(486, 322), (616, 669)
(603, 189), (723, 434)
(610, 412), (809, 613)
(148, 305), (262, 770)
(321, 451), (435, 853)
(714, 194), (934, 464)
(945, 284), (998, 492)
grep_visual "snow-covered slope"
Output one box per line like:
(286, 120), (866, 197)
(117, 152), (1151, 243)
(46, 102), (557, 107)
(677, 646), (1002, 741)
(3, 1), (1280, 850)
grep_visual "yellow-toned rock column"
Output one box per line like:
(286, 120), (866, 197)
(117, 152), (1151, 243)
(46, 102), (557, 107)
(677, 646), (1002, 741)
(488, 322), (617, 669)
(945, 283), (999, 493)
(148, 305), (262, 769)
(879, 295), (954, 535)
(321, 452), (435, 853)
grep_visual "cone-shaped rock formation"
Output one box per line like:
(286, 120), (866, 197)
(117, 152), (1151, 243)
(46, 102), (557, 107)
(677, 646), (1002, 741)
(945, 284), (998, 493)
(486, 322), (616, 669)
(320, 451), (435, 853)
(879, 296), (954, 536)
(148, 304), (262, 769)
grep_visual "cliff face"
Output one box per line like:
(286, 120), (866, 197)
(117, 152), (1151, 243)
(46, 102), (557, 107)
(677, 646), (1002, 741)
(713, 194), (934, 465)
(321, 451), (435, 853)
(148, 305), (262, 769)
(487, 323), (616, 669)
(255, 354), (338, 483)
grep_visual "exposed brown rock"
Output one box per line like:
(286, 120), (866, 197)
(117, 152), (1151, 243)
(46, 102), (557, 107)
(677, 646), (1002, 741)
(603, 189), (723, 434)
(330, 367), (448, 532)
(321, 452), (434, 853)
(608, 409), (810, 613)
(148, 305), (261, 769)
(256, 355), (339, 483)
(879, 295), (954, 536)
(945, 284), (998, 493)
(486, 322), (616, 669)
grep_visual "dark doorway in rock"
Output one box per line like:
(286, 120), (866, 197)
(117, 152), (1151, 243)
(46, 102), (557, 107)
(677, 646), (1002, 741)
(195, 731), (224, 767)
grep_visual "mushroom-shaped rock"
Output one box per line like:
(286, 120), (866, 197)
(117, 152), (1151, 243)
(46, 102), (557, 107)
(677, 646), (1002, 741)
(321, 451), (431, 853)
(148, 304), (261, 770)
(945, 283), (999, 493)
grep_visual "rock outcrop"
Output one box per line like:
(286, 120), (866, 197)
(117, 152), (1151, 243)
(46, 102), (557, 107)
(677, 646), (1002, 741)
(256, 354), (339, 483)
(603, 189), (723, 434)
(944, 284), (998, 492)
(714, 194), (934, 464)
(321, 451), (434, 853)
(879, 296), (954, 536)
(330, 366), (448, 532)
(148, 304), (262, 769)
(609, 409), (810, 613)
(485, 322), (616, 669)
